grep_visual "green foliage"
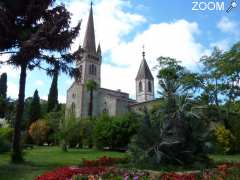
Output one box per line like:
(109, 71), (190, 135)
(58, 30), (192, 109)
(86, 80), (98, 117)
(59, 115), (81, 151)
(45, 110), (64, 144)
(0, 0), (81, 162)
(28, 90), (41, 127)
(28, 119), (49, 145)
(0, 73), (7, 118)
(0, 73), (7, 98)
(129, 57), (211, 167)
(47, 70), (59, 112)
(93, 113), (140, 149)
(0, 127), (13, 152)
(214, 124), (236, 154)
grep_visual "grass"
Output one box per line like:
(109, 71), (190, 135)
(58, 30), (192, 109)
(0, 146), (125, 180)
(210, 154), (240, 164)
(1, 147), (240, 180)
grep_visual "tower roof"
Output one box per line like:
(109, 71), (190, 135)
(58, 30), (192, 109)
(136, 51), (154, 80)
(83, 3), (96, 53)
(97, 43), (101, 54)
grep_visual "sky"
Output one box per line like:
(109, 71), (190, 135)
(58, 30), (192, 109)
(0, 0), (239, 102)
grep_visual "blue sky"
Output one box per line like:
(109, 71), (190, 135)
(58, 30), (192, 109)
(0, 0), (239, 102)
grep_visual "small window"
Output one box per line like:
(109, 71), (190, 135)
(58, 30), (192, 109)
(139, 81), (143, 92)
(79, 65), (82, 80)
(148, 81), (152, 92)
(89, 64), (96, 75)
(71, 103), (75, 115)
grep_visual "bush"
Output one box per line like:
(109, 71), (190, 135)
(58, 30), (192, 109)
(59, 115), (82, 150)
(93, 113), (139, 150)
(0, 127), (13, 141)
(45, 111), (64, 145)
(214, 123), (235, 154)
(0, 127), (13, 153)
(28, 119), (49, 145)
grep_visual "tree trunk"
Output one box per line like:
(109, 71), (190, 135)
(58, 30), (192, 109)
(88, 89), (93, 117)
(12, 63), (27, 163)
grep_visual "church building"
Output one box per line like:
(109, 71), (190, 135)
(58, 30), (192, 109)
(66, 4), (156, 118)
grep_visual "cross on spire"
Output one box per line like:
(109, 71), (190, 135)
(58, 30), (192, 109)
(142, 45), (145, 59)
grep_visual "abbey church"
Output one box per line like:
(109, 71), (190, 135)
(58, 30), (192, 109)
(66, 4), (156, 118)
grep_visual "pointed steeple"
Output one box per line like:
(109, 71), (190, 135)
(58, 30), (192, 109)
(83, 2), (96, 53)
(97, 43), (101, 55)
(136, 48), (154, 80)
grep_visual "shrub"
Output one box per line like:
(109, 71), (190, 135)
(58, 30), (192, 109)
(93, 113), (139, 149)
(82, 156), (129, 167)
(214, 124), (235, 154)
(0, 127), (13, 141)
(45, 111), (64, 144)
(59, 115), (82, 150)
(0, 127), (13, 153)
(28, 119), (49, 145)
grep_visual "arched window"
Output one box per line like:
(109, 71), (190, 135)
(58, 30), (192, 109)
(71, 103), (75, 115)
(139, 81), (143, 92)
(148, 81), (152, 92)
(89, 64), (92, 74)
(89, 64), (96, 75)
(79, 65), (82, 80)
(93, 65), (96, 75)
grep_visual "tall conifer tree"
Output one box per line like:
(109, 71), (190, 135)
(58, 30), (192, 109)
(0, 73), (7, 118)
(28, 90), (41, 126)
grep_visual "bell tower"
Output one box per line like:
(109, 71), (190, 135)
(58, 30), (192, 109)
(135, 48), (154, 103)
(76, 2), (101, 86)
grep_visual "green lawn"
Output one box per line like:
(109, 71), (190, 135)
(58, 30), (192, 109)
(1, 147), (240, 180)
(0, 146), (125, 180)
(210, 154), (240, 164)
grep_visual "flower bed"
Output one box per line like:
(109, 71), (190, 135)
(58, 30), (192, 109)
(36, 160), (240, 180)
(35, 167), (108, 180)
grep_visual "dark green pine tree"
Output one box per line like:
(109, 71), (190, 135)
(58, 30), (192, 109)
(28, 90), (41, 127)
(0, 73), (7, 98)
(47, 67), (59, 112)
(0, 73), (7, 118)
(0, 0), (80, 162)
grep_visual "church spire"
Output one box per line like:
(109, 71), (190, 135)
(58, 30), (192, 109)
(97, 43), (101, 53)
(136, 47), (154, 81)
(83, 2), (96, 53)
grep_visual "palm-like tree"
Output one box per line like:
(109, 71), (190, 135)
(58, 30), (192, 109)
(86, 80), (98, 118)
(0, 0), (80, 162)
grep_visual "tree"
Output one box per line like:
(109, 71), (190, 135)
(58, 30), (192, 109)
(86, 80), (98, 118)
(130, 56), (210, 166)
(28, 119), (49, 145)
(0, 73), (7, 99)
(0, 1), (80, 162)
(0, 73), (7, 118)
(28, 90), (41, 127)
(47, 62), (59, 112)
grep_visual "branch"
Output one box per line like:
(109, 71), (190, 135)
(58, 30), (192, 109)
(0, 51), (17, 55)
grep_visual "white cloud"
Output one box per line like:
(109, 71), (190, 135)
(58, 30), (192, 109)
(67, 0), (146, 53)
(217, 17), (239, 36)
(0, 54), (20, 78)
(65, 0), (206, 98)
(101, 20), (206, 98)
(58, 95), (67, 103)
(210, 39), (231, 51)
(7, 81), (18, 99)
(35, 80), (44, 86)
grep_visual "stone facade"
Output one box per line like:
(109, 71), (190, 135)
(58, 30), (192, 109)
(66, 4), (156, 119)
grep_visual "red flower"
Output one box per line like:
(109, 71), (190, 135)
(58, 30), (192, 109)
(36, 167), (108, 180)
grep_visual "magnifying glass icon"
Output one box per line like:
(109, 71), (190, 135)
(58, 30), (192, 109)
(226, 0), (238, 13)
